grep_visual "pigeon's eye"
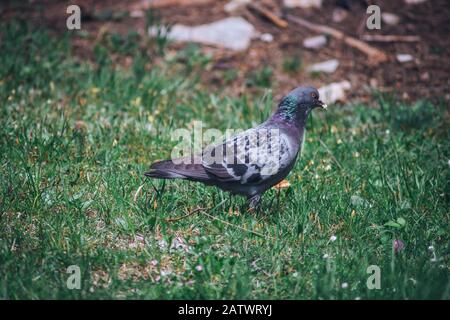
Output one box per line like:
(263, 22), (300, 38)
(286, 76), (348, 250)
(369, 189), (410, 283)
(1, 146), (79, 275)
(311, 92), (318, 99)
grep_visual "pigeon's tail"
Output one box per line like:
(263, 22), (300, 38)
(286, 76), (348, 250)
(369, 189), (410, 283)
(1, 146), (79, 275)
(144, 159), (210, 181)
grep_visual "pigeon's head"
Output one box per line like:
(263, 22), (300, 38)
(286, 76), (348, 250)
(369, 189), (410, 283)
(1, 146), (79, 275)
(277, 86), (327, 120)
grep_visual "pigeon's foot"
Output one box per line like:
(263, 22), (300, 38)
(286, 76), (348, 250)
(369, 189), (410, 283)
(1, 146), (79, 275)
(247, 194), (261, 212)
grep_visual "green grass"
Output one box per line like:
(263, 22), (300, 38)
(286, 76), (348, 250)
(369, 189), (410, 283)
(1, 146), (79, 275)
(0, 21), (449, 300)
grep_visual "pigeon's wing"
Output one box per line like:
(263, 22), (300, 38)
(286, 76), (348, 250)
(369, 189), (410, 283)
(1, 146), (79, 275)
(202, 127), (293, 184)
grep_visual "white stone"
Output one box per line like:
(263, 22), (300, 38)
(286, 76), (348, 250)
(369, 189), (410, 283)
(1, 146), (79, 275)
(381, 12), (400, 25)
(318, 80), (351, 105)
(396, 54), (414, 63)
(303, 35), (327, 49)
(224, 0), (251, 12)
(307, 59), (339, 73)
(260, 33), (274, 42)
(149, 17), (256, 51)
(283, 0), (322, 8)
(332, 8), (348, 23)
(404, 0), (428, 4)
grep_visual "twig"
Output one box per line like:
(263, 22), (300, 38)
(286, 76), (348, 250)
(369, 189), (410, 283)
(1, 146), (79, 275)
(164, 199), (227, 223)
(286, 14), (388, 64)
(148, 0), (212, 8)
(361, 35), (421, 42)
(164, 199), (275, 240)
(247, 3), (288, 28)
(133, 184), (144, 203)
(165, 206), (204, 222)
(199, 209), (275, 240)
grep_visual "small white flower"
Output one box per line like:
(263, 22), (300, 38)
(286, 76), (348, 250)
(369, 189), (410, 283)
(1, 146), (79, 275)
(145, 123), (153, 132)
(293, 272), (299, 278)
(185, 280), (195, 286)
(341, 282), (349, 289)
(355, 297), (361, 300)
(323, 253), (329, 259)
(158, 239), (168, 250)
(160, 269), (172, 277)
(195, 265), (203, 272)
(150, 259), (158, 266)
(428, 245), (434, 251)
(330, 235), (337, 242)
(170, 236), (189, 251)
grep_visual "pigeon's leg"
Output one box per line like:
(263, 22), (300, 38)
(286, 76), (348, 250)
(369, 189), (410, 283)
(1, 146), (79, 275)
(247, 194), (261, 212)
(149, 179), (166, 197)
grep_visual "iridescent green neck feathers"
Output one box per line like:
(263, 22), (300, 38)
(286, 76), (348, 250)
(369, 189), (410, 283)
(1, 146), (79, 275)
(277, 94), (298, 120)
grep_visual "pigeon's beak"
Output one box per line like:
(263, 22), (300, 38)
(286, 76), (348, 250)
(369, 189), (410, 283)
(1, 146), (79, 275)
(316, 100), (327, 109)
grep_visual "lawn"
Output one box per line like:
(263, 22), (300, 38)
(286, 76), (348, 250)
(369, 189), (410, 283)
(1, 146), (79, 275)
(0, 21), (449, 299)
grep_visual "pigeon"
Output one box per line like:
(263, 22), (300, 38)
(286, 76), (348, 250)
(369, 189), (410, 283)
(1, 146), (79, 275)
(145, 86), (327, 209)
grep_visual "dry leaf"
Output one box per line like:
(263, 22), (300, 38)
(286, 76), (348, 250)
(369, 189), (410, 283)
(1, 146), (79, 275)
(272, 179), (291, 190)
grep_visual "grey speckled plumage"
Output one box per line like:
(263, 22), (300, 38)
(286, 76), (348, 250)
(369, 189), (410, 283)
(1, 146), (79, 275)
(145, 86), (327, 209)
